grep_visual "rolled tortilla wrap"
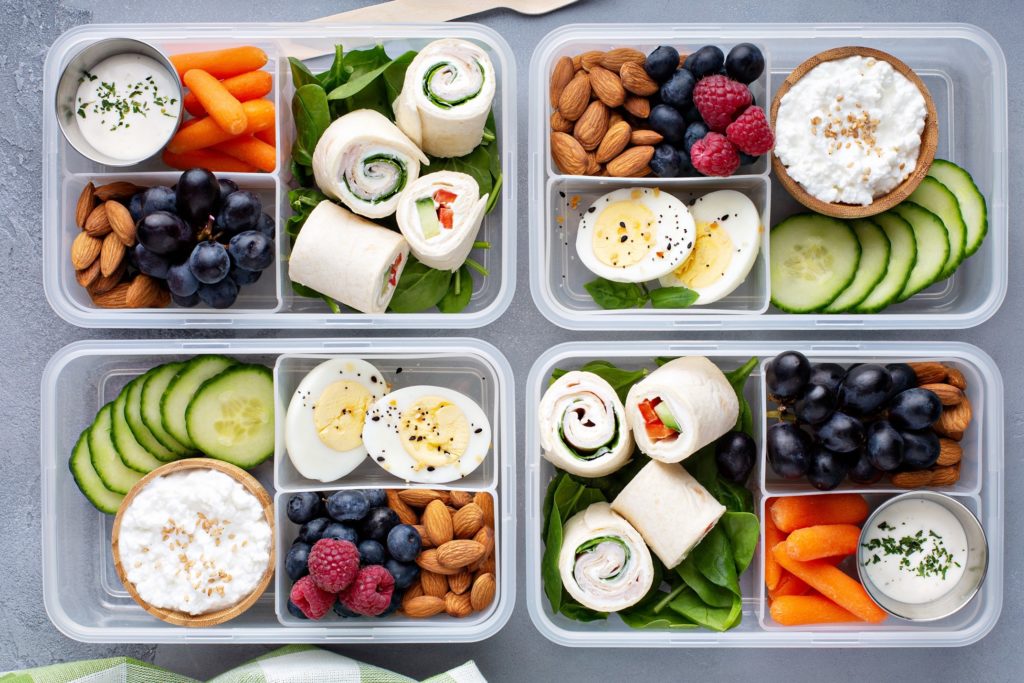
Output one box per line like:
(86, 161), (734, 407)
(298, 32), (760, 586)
(624, 356), (738, 463)
(539, 371), (634, 477)
(395, 171), (488, 271)
(611, 460), (726, 568)
(393, 39), (496, 158)
(312, 109), (428, 219)
(558, 502), (654, 613)
(288, 200), (409, 314)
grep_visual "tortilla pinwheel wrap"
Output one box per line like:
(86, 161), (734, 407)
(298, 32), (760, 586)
(538, 371), (634, 477)
(393, 39), (496, 158)
(395, 171), (488, 271)
(558, 502), (655, 613)
(312, 109), (428, 220)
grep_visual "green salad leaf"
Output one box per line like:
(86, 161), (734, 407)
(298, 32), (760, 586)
(291, 84), (330, 167)
(437, 265), (474, 313)
(650, 286), (699, 309)
(289, 57), (320, 89)
(583, 278), (698, 310)
(550, 359), (647, 403)
(668, 589), (742, 632)
(387, 257), (452, 313)
(719, 512), (760, 574)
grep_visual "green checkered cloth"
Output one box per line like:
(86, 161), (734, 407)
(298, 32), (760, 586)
(0, 645), (486, 683)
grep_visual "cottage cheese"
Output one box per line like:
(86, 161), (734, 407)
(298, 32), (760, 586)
(775, 55), (927, 206)
(117, 469), (272, 615)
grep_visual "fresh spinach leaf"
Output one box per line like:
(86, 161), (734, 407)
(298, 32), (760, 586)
(291, 84), (330, 167)
(541, 472), (561, 533)
(650, 286), (699, 309)
(717, 477), (754, 514)
(559, 601), (607, 622)
(683, 446), (721, 498)
(288, 57), (320, 89)
(485, 172), (503, 214)
(318, 45), (347, 92)
(437, 265), (473, 313)
(552, 471), (586, 518)
(619, 602), (698, 629)
(720, 512), (760, 574)
(689, 524), (740, 597)
(542, 498), (564, 614)
(328, 52), (411, 101)
(383, 51), (415, 103)
(551, 360), (647, 403)
(430, 145), (494, 198)
(584, 278), (649, 310)
(654, 356), (676, 367)
(676, 559), (735, 608)
(668, 589), (742, 632)
(725, 356), (759, 433)
(387, 258), (452, 313)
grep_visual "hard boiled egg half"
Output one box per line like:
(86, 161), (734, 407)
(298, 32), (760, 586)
(285, 358), (390, 482)
(576, 187), (695, 283)
(659, 189), (762, 305)
(363, 385), (491, 484)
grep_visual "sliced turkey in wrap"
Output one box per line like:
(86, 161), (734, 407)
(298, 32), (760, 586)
(395, 171), (487, 271)
(539, 371), (633, 477)
(558, 502), (654, 613)
(287, 200), (409, 314)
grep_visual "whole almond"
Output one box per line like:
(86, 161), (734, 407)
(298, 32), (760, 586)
(630, 165), (652, 177)
(620, 61), (659, 96)
(453, 503), (485, 539)
(571, 54), (583, 71)
(88, 263), (124, 295)
(445, 591), (473, 618)
(595, 120), (632, 163)
(600, 47), (645, 73)
(105, 201), (136, 246)
(470, 572), (496, 611)
(402, 581), (425, 609)
(579, 50), (605, 71)
(550, 110), (574, 133)
(937, 438), (963, 466)
(476, 555), (497, 576)
(448, 570), (473, 595)
(473, 525), (495, 562)
(420, 570), (449, 598)
(574, 100), (609, 151)
(474, 492), (495, 527)
(99, 233), (125, 277)
(83, 204), (111, 237)
(607, 145), (655, 177)
(891, 469), (935, 488)
(550, 132), (588, 175)
(931, 464), (960, 486)
(448, 490), (473, 508)
(386, 489), (419, 525)
(919, 383), (963, 406)
(94, 181), (140, 202)
(549, 56), (574, 107)
(436, 540), (486, 569)
(608, 111), (625, 127)
(126, 274), (161, 308)
(588, 65), (625, 108)
(415, 548), (460, 576)
(151, 287), (171, 308)
(403, 595), (445, 618)
(585, 153), (602, 176)
(946, 430), (964, 441)
(75, 259), (102, 288)
(423, 499), (454, 546)
(71, 232), (102, 270)
(623, 94), (651, 119)
(946, 367), (968, 390)
(630, 129), (664, 145)
(76, 182), (95, 229)
(413, 524), (433, 548)
(936, 397), (972, 435)
(398, 489), (445, 508)
(91, 282), (130, 308)
(557, 72), (591, 121)
(909, 361), (948, 385)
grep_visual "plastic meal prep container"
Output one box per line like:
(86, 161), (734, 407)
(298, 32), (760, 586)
(529, 23), (1007, 330)
(42, 23), (516, 329)
(40, 338), (515, 643)
(525, 341), (1003, 647)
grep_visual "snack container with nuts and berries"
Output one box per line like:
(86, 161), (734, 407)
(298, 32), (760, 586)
(526, 341), (1002, 647)
(42, 337), (514, 643)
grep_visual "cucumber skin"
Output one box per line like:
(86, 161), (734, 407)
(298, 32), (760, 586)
(88, 404), (143, 495)
(822, 219), (891, 314)
(111, 384), (165, 474)
(892, 202), (950, 302)
(928, 159), (989, 257)
(140, 362), (193, 456)
(770, 214), (861, 314)
(851, 211), (918, 314)
(160, 355), (238, 451)
(69, 428), (123, 515)
(908, 176), (967, 280)
(185, 364), (275, 469)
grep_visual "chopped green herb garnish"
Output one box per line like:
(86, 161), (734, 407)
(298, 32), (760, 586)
(862, 523), (960, 580)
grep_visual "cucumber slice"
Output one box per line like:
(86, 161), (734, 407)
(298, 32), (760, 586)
(89, 403), (143, 495)
(185, 364), (274, 468)
(852, 211), (918, 313)
(770, 213), (861, 313)
(823, 219), (891, 313)
(124, 370), (179, 462)
(653, 402), (680, 432)
(928, 159), (988, 257)
(141, 363), (193, 456)
(161, 355), (237, 450)
(111, 381), (165, 473)
(891, 202), (949, 302)
(906, 176), (966, 279)
(69, 428), (123, 514)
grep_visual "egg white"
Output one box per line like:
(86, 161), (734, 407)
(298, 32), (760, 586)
(363, 385), (492, 484)
(575, 187), (695, 283)
(659, 189), (761, 305)
(285, 358), (390, 482)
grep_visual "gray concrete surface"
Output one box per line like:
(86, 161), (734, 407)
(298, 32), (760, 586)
(2, 0), (1022, 680)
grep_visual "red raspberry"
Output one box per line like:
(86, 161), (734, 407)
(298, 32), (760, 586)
(289, 575), (335, 619)
(692, 75), (753, 132)
(726, 105), (775, 155)
(690, 132), (740, 177)
(307, 539), (360, 593)
(339, 565), (395, 617)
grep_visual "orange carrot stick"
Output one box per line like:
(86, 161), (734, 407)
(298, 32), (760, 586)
(771, 494), (869, 533)
(768, 570), (811, 600)
(183, 70), (273, 117)
(166, 100), (275, 154)
(786, 524), (862, 561)
(770, 595), (863, 626)
(182, 69), (247, 136)
(254, 125), (276, 147)
(162, 149), (257, 173)
(170, 46), (268, 80)
(772, 542), (887, 623)
(764, 499), (785, 590)
(213, 136), (277, 172)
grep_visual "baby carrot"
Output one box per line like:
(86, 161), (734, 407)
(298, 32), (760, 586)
(183, 70), (273, 117)
(770, 595), (863, 626)
(771, 494), (869, 533)
(166, 100), (275, 154)
(170, 46), (268, 80)
(213, 136), (277, 172)
(786, 524), (862, 561)
(764, 499), (785, 590)
(183, 69), (247, 136)
(768, 570), (811, 600)
(162, 148), (257, 173)
(772, 541), (887, 623)
(254, 126), (276, 147)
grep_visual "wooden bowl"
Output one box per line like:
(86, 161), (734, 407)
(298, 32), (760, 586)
(111, 459), (275, 628)
(770, 46), (938, 219)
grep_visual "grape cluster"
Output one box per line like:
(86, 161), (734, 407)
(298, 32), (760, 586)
(129, 168), (275, 309)
(765, 351), (944, 490)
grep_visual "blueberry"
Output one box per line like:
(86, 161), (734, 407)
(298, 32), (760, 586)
(377, 588), (404, 617)
(839, 364), (893, 416)
(766, 350), (810, 401)
(675, 146), (695, 176)
(128, 192), (145, 223)
(714, 431), (756, 484)
(886, 363), (918, 398)
(189, 241), (231, 284)
(647, 104), (686, 145)
(322, 522), (359, 544)
(141, 186), (176, 216)
(809, 363), (846, 394)
(326, 490), (370, 522)
(683, 45), (725, 79)
(725, 43), (765, 84)
(228, 230), (275, 271)
(682, 103), (703, 124)
(230, 266), (262, 286)
(287, 599), (309, 619)
(286, 492), (322, 524)
(682, 120), (709, 153)
(361, 489), (387, 507)
(197, 277), (239, 309)
(171, 291), (200, 307)
(847, 450), (884, 485)
(644, 45), (680, 83)
(358, 539), (386, 566)
(817, 412), (866, 453)
(794, 384), (836, 425)
(285, 542), (311, 581)
(900, 429), (941, 469)
(385, 558), (420, 590)
(387, 524), (423, 563)
(866, 420), (904, 471)
(360, 506), (400, 543)
(298, 517), (331, 544)
(650, 143), (682, 178)
(659, 68), (696, 109)
(888, 388), (943, 431)
(167, 262), (200, 297)
(333, 601), (360, 618)
(738, 151), (758, 166)
(254, 212), (275, 239)
(133, 244), (170, 279)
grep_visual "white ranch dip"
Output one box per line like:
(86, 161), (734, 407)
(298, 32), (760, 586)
(774, 55), (926, 206)
(117, 469), (271, 615)
(75, 53), (180, 161)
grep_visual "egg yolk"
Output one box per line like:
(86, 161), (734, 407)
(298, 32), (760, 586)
(591, 200), (656, 269)
(313, 380), (373, 452)
(671, 220), (734, 288)
(398, 396), (470, 469)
